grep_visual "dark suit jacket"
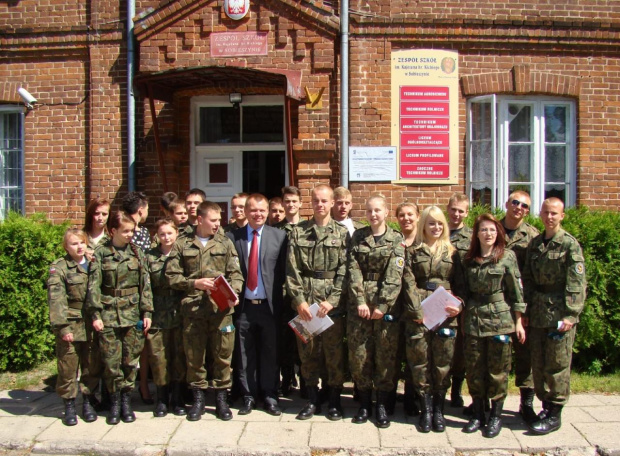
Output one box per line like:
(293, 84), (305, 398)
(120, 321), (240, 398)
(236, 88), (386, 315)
(226, 224), (287, 315)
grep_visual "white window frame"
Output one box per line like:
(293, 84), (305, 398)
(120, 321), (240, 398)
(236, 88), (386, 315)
(467, 95), (577, 214)
(0, 106), (26, 220)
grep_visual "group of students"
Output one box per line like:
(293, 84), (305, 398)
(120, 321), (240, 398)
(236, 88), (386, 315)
(47, 185), (586, 440)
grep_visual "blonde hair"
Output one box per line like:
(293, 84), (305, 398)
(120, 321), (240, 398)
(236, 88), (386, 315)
(416, 206), (454, 255)
(63, 228), (88, 251)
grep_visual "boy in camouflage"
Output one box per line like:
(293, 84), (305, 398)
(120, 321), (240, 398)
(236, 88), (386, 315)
(48, 228), (102, 426)
(523, 198), (586, 435)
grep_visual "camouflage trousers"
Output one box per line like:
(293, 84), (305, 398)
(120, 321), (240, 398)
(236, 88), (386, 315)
(146, 326), (186, 387)
(513, 329), (533, 389)
(347, 315), (400, 392)
(529, 326), (575, 406)
(405, 321), (456, 395)
(183, 311), (234, 390)
(55, 333), (101, 399)
(98, 326), (145, 393)
(464, 334), (511, 401)
(297, 315), (345, 388)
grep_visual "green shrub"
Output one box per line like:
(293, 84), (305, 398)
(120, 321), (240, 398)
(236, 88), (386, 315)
(0, 212), (68, 371)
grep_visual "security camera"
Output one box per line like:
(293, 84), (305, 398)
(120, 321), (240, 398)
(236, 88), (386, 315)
(17, 87), (37, 107)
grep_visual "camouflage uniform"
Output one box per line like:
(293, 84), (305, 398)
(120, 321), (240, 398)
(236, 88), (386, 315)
(449, 227), (472, 390)
(165, 228), (243, 390)
(523, 229), (586, 406)
(502, 220), (539, 390)
(85, 241), (153, 393)
(347, 225), (405, 392)
(145, 246), (185, 387)
(48, 256), (101, 399)
(461, 250), (526, 401)
(286, 218), (349, 388)
(402, 245), (462, 395)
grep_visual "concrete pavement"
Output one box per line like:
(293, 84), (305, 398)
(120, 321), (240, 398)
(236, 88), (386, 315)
(1, 385), (619, 456)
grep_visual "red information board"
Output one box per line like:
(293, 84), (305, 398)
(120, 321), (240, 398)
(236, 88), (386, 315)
(398, 85), (451, 180)
(210, 32), (268, 57)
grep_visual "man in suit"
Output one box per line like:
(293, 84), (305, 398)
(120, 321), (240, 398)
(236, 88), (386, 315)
(227, 193), (288, 416)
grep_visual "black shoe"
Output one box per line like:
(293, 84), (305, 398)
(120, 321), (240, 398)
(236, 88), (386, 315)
(403, 382), (420, 416)
(483, 400), (503, 438)
(432, 393), (446, 433)
(153, 385), (169, 418)
(352, 390), (372, 424)
(519, 388), (538, 425)
(187, 388), (205, 421)
(265, 403), (282, 416)
(528, 404), (562, 435)
(462, 398), (486, 433)
(215, 389), (233, 420)
(62, 398), (78, 426)
(450, 377), (465, 408)
(120, 390), (136, 423)
(106, 392), (121, 425)
(297, 386), (320, 420)
(375, 391), (390, 428)
(463, 398), (490, 416)
(419, 394), (432, 433)
(100, 383), (112, 412)
(238, 396), (255, 415)
(170, 382), (187, 416)
(326, 387), (343, 421)
(82, 394), (98, 423)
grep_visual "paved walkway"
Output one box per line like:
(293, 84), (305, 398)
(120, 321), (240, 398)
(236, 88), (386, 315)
(1, 386), (619, 456)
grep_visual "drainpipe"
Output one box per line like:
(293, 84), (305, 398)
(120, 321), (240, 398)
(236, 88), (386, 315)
(127, 0), (136, 191)
(340, 0), (349, 188)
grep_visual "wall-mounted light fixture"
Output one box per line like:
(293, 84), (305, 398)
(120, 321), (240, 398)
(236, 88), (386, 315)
(229, 92), (242, 110)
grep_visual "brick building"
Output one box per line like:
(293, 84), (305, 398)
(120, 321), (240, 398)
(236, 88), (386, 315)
(1, 0), (619, 224)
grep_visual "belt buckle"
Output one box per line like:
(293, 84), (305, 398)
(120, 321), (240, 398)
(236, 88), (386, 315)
(426, 282), (437, 291)
(315, 271), (325, 279)
(250, 299), (262, 305)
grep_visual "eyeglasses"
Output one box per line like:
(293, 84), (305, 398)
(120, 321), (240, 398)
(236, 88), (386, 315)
(479, 228), (497, 233)
(511, 199), (530, 210)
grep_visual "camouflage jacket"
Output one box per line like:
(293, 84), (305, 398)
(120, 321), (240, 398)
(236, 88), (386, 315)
(47, 255), (90, 340)
(223, 222), (247, 234)
(275, 218), (306, 236)
(450, 226), (473, 261)
(501, 220), (539, 272)
(86, 233), (109, 258)
(145, 246), (183, 329)
(461, 250), (526, 337)
(165, 228), (243, 317)
(177, 223), (195, 240)
(523, 228), (586, 328)
(286, 218), (349, 312)
(403, 244), (463, 327)
(86, 241), (153, 327)
(347, 225), (406, 316)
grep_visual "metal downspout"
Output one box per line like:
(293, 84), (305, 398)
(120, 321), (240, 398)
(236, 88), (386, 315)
(340, 0), (349, 188)
(127, 0), (136, 191)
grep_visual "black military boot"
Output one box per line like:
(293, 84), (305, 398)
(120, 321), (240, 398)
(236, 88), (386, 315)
(99, 382), (111, 411)
(519, 388), (538, 425)
(450, 376), (465, 407)
(82, 394), (98, 423)
(62, 398), (78, 426)
(352, 390), (372, 424)
(326, 387), (343, 421)
(187, 388), (205, 421)
(528, 403), (563, 435)
(153, 385), (169, 418)
(296, 386), (320, 420)
(403, 381), (420, 416)
(537, 400), (552, 420)
(215, 389), (233, 421)
(418, 393), (432, 433)
(386, 387), (397, 416)
(106, 392), (121, 425)
(464, 397), (490, 416)
(318, 383), (330, 404)
(375, 391), (390, 428)
(462, 398), (486, 433)
(170, 382), (187, 416)
(483, 400), (504, 438)
(432, 393), (446, 432)
(120, 390), (136, 423)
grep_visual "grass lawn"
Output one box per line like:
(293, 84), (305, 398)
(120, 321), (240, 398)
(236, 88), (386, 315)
(0, 360), (619, 394)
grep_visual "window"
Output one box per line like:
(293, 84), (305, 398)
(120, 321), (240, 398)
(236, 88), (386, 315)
(467, 95), (576, 213)
(0, 107), (24, 220)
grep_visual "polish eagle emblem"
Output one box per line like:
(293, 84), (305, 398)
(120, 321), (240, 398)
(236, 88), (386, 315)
(224, 0), (249, 20)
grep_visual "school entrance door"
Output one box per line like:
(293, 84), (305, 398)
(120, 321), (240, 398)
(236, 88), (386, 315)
(191, 95), (287, 221)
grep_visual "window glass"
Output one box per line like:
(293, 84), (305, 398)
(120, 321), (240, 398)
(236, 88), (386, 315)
(0, 111), (23, 220)
(199, 107), (240, 143)
(242, 106), (284, 143)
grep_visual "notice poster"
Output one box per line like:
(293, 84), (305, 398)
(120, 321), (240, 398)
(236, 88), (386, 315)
(391, 50), (459, 184)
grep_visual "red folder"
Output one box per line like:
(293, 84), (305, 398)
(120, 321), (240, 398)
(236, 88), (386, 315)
(210, 275), (238, 312)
